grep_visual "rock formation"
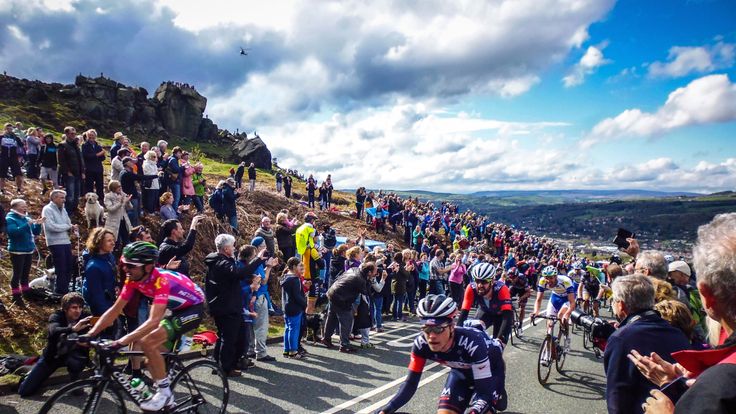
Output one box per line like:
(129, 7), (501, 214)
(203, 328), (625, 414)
(231, 136), (273, 169)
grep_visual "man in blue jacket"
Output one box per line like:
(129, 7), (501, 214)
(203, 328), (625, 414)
(603, 274), (690, 414)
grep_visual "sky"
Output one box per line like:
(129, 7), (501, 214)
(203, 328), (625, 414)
(1, 0), (735, 193)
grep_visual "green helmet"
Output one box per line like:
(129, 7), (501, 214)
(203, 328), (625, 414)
(121, 241), (159, 266)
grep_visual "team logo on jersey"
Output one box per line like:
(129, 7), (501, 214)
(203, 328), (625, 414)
(457, 335), (479, 356)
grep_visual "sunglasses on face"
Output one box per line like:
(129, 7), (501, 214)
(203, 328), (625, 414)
(121, 262), (144, 270)
(474, 279), (491, 285)
(422, 324), (450, 335)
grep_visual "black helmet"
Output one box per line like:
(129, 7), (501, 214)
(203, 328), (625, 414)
(417, 294), (457, 322)
(121, 241), (159, 266)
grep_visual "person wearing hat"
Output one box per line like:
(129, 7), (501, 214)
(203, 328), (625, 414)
(110, 131), (126, 159)
(667, 260), (706, 338)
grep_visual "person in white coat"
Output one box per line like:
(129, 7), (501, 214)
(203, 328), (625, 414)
(104, 180), (132, 248)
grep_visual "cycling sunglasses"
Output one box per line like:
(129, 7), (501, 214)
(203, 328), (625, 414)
(421, 324), (451, 335)
(474, 279), (491, 285)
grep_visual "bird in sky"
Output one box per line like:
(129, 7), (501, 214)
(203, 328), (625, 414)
(240, 47), (251, 56)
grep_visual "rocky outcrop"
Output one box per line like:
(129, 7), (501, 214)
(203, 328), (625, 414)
(232, 136), (272, 169)
(0, 73), (272, 168)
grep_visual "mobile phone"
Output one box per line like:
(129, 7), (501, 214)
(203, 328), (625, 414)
(90, 316), (100, 325)
(612, 228), (635, 250)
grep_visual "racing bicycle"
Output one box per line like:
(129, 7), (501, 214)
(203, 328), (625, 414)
(39, 337), (228, 414)
(509, 297), (524, 345)
(531, 314), (570, 385)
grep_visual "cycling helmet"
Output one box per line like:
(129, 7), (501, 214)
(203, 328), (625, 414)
(571, 263), (582, 270)
(507, 267), (518, 276)
(121, 241), (159, 266)
(664, 254), (674, 263)
(417, 294), (457, 323)
(470, 262), (498, 281)
(541, 265), (558, 278)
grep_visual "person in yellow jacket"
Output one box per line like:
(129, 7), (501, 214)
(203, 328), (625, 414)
(296, 212), (322, 311)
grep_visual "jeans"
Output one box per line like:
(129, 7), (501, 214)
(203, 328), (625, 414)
(307, 192), (315, 208)
(10, 253), (32, 294)
(193, 195), (204, 213)
(283, 313), (302, 353)
(64, 175), (83, 214)
(18, 353), (88, 397)
(429, 279), (445, 296)
(228, 215), (238, 231)
(276, 182), (282, 192)
(356, 203), (363, 219)
(249, 179), (255, 191)
(213, 313), (245, 372)
(248, 296), (270, 358)
(324, 303), (354, 347)
(371, 296), (384, 328)
(393, 294), (406, 320)
(85, 170), (104, 202)
(26, 154), (39, 179)
(50, 244), (73, 294)
(170, 182), (181, 211)
(127, 198), (140, 227)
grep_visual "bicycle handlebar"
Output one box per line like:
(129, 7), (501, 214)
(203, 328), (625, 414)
(530, 314), (558, 326)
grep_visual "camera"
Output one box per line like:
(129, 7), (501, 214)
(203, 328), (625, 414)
(570, 308), (616, 354)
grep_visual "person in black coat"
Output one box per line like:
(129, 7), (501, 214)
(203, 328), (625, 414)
(18, 293), (91, 397)
(221, 179), (240, 232)
(157, 216), (203, 277)
(283, 175), (292, 198)
(247, 163), (256, 191)
(281, 258), (307, 358)
(81, 129), (106, 202)
(204, 234), (266, 377)
(234, 162), (245, 189)
(603, 274), (691, 414)
(323, 263), (373, 352)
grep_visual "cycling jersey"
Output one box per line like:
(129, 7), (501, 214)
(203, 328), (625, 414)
(580, 273), (601, 295)
(462, 281), (512, 314)
(120, 268), (204, 311)
(537, 275), (575, 297)
(380, 326), (507, 414)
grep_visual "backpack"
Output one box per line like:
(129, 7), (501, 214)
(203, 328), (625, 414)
(208, 188), (225, 215)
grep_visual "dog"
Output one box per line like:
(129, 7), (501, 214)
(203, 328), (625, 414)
(305, 312), (324, 344)
(84, 192), (105, 228)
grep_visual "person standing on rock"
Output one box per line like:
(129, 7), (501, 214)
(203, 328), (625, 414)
(247, 162), (256, 191)
(81, 129), (106, 203)
(57, 127), (85, 215)
(0, 123), (26, 195)
(234, 162), (245, 189)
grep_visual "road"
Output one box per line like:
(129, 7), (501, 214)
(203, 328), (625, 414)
(1, 299), (608, 414)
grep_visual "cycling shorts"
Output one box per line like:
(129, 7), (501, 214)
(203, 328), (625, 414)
(581, 284), (600, 299)
(509, 286), (529, 299)
(438, 367), (507, 413)
(160, 304), (203, 350)
(545, 295), (570, 317)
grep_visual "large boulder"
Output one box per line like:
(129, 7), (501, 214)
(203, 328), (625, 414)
(153, 83), (207, 139)
(232, 136), (272, 169)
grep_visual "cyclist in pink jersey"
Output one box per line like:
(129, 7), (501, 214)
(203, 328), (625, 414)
(86, 241), (204, 411)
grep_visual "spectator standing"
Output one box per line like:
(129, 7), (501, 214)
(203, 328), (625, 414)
(247, 162), (256, 191)
(81, 228), (116, 316)
(355, 187), (366, 219)
(392, 254), (411, 321)
(24, 127), (41, 180)
(57, 127), (85, 214)
(283, 175), (292, 198)
(603, 274), (690, 414)
(204, 234), (250, 377)
(254, 216), (278, 256)
(157, 216), (203, 278)
(38, 133), (59, 195)
(318, 182), (329, 210)
(191, 164), (206, 213)
(17, 293), (91, 397)
(306, 174), (316, 208)
(417, 252), (430, 300)
(429, 249), (452, 295)
(234, 162), (245, 189)
(275, 171), (283, 193)
(281, 257), (307, 358)
(274, 212), (297, 260)
(634, 249), (668, 280)
(325, 174), (333, 208)
(180, 151), (195, 207)
(42, 190), (77, 295)
(142, 150), (160, 214)
(324, 264), (370, 353)
(247, 237), (278, 362)
(110, 147), (130, 183)
(120, 156), (158, 228)
(320, 224), (337, 286)
(110, 131), (125, 159)
(222, 178), (240, 232)
(165, 147), (183, 211)
(81, 129), (105, 202)
(6, 199), (43, 303)
(137, 142), (151, 211)
(448, 254), (467, 306)
(1, 123), (25, 194)
(103, 180), (132, 248)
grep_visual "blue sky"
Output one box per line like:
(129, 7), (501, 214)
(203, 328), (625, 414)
(1, 0), (735, 193)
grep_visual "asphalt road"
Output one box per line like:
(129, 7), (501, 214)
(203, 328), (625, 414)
(1, 299), (608, 414)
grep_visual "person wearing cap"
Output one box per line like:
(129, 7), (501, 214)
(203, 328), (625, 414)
(667, 260), (706, 338)
(110, 131), (125, 159)
(57, 126), (86, 214)
(80, 129), (106, 202)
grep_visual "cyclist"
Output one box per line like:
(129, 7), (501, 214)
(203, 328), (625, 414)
(457, 262), (513, 345)
(577, 266), (601, 317)
(504, 267), (531, 325)
(85, 241), (205, 411)
(377, 294), (507, 414)
(530, 265), (575, 354)
(567, 262), (584, 293)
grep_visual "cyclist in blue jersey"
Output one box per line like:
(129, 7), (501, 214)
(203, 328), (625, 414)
(378, 294), (507, 414)
(531, 265), (576, 349)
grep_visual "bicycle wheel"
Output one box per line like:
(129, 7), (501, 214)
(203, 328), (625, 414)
(39, 379), (127, 414)
(556, 330), (568, 373)
(582, 327), (591, 350)
(171, 359), (229, 414)
(537, 336), (553, 385)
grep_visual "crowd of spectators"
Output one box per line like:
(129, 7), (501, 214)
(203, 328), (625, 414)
(1, 119), (734, 413)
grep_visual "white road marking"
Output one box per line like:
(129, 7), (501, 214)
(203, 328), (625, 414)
(318, 362), (441, 414)
(355, 367), (452, 414)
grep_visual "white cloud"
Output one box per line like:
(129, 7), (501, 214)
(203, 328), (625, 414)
(563, 45), (610, 87)
(648, 40), (735, 78)
(584, 74), (736, 146)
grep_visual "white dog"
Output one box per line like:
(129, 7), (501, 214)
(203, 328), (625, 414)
(84, 192), (105, 228)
